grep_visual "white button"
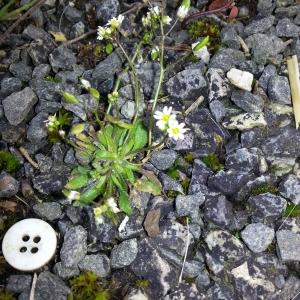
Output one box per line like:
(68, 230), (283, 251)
(2, 218), (57, 271)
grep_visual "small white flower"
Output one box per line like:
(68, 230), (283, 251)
(95, 214), (104, 224)
(142, 14), (151, 26)
(154, 106), (176, 131)
(106, 197), (120, 213)
(67, 190), (80, 202)
(162, 15), (172, 25)
(80, 78), (91, 89)
(93, 206), (104, 224)
(58, 129), (66, 138)
(177, 5), (189, 20)
(151, 46), (160, 61)
(45, 114), (58, 128)
(167, 119), (188, 140)
(150, 6), (160, 16)
(97, 26), (106, 40)
(118, 215), (129, 232)
(107, 14), (124, 29)
(68, 1), (74, 7)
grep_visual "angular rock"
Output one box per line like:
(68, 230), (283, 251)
(110, 238), (138, 269)
(96, 0), (119, 22)
(49, 46), (76, 72)
(279, 174), (300, 205)
(78, 254), (110, 277)
(150, 149), (178, 171)
(258, 64), (277, 92)
(3, 87), (38, 126)
(1, 77), (22, 96)
(6, 275), (32, 293)
(0, 172), (19, 198)
(27, 112), (49, 143)
(276, 17), (300, 37)
(9, 62), (32, 82)
(227, 68), (253, 91)
(248, 193), (287, 222)
(220, 25), (240, 49)
(60, 225), (87, 268)
(33, 202), (62, 221)
(268, 76), (291, 105)
(159, 172), (184, 194)
(165, 69), (207, 100)
(276, 230), (300, 262)
(241, 223), (274, 253)
(244, 16), (275, 36)
(231, 90), (264, 113)
(53, 262), (80, 280)
(223, 113), (267, 130)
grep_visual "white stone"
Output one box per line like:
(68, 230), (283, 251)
(192, 44), (210, 63)
(223, 113), (267, 130)
(2, 218), (57, 271)
(227, 68), (254, 91)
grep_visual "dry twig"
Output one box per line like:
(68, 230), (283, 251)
(19, 147), (39, 169)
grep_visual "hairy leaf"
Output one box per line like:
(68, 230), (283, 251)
(118, 189), (132, 215)
(65, 174), (89, 190)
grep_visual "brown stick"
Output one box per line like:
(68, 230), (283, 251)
(0, 0), (46, 45)
(19, 146), (39, 169)
(64, 29), (97, 46)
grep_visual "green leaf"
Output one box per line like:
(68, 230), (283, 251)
(120, 138), (135, 156)
(71, 123), (85, 135)
(65, 174), (88, 190)
(118, 189), (132, 215)
(132, 119), (148, 151)
(94, 149), (118, 160)
(124, 166), (135, 184)
(111, 173), (127, 191)
(193, 36), (210, 51)
(284, 203), (300, 218)
(97, 131), (108, 148)
(89, 88), (100, 101)
(106, 115), (134, 129)
(61, 91), (79, 104)
(79, 185), (101, 205)
(134, 178), (161, 195)
(105, 43), (114, 55)
(103, 125), (117, 152)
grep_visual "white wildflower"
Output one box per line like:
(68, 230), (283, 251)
(151, 46), (160, 61)
(97, 26), (106, 40)
(142, 14), (151, 26)
(67, 190), (80, 202)
(107, 14), (124, 29)
(106, 197), (120, 213)
(118, 215), (129, 232)
(167, 119), (188, 140)
(58, 129), (66, 138)
(177, 0), (190, 20)
(80, 78), (91, 89)
(162, 15), (172, 25)
(150, 6), (160, 16)
(93, 206), (104, 224)
(154, 106), (176, 131)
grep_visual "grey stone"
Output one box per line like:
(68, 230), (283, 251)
(208, 169), (254, 196)
(276, 230), (300, 262)
(29, 78), (62, 102)
(279, 275), (300, 300)
(150, 149), (178, 171)
(209, 100), (226, 122)
(231, 90), (264, 113)
(176, 192), (205, 218)
(244, 16), (275, 36)
(33, 202), (62, 221)
(209, 48), (245, 72)
(49, 46), (76, 72)
(245, 34), (285, 65)
(259, 64), (277, 91)
(203, 193), (234, 228)
(220, 26), (240, 49)
(78, 254), (110, 277)
(35, 271), (71, 300)
(32, 64), (51, 79)
(158, 172), (184, 194)
(268, 76), (291, 105)
(248, 193), (287, 222)
(72, 21), (85, 38)
(96, 0), (119, 23)
(241, 223), (274, 253)
(295, 13), (300, 25)
(65, 206), (81, 224)
(223, 113), (267, 131)
(53, 262), (80, 280)
(257, 0), (275, 15)
(35, 153), (52, 173)
(110, 238), (138, 268)
(1, 77), (22, 96)
(65, 6), (82, 23)
(27, 112), (48, 143)
(3, 87), (38, 126)
(276, 17), (300, 37)
(120, 100), (145, 120)
(206, 283), (236, 300)
(60, 225), (87, 268)
(6, 275), (32, 293)
(9, 62), (32, 81)
(0, 172), (19, 198)
(165, 283), (202, 300)
(165, 69), (206, 100)
(279, 174), (300, 205)
(206, 68), (230, 102)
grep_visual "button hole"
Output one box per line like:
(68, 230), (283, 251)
(22, 235), (30, 242)
(20, 247), (27, 253)
(31, 247), (39, 254)
(33, 236), (41, 243)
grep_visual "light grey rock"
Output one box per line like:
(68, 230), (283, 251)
(257, 0), (275, 15)
(33, 202), (62, 221)
(241, 223), (274, 253)
(209, 100), (226, 122)
(220, 25), (240, 49)
(120, 100), (145, 120)
(244, 16), (275, 36)
(64, 6), (82, 23)
(6, 275), (32, 293)
(78, 254), (110, 277)
(165, 69), (206, 100)
(96, 0), (119, 23)
(276, 17), (300, 37)
(35, 271), (71, 300)
(60, 225), (87, 268)
(231, 90), (264, 113)
(35, 153), (52, 173)
(1, 77), (22, 96)
(32, 64), (51, 79)
(110, 238), (138, 269)
(49, 46), (76, 72)
(227, 68), (253, 91)
(279, 174), (300, 205)
(0, 171), (19, 198)
(223, 113), (267, 130)
(3, 87), (38, 126)
(159, 172), (184, 194)
(9, 61), (32, 81)
(276, 230), (300, 262)
(53, 262), (80, 280)
(150, 149), (178, 171)
(268, 76), (291, 105)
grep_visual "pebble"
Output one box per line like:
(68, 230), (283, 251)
(227, 68), (253, 91)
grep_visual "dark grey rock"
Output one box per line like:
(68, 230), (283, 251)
(203, 193), (234, 228)
(33, 202), (62, 221)
(1, 77), (22, 96)
(279, 174), (300, 205)
(257, 0), (275, 15)
(268, 75), (291, 105)
(209, 100), (226, 122)
(65, 6), (82, 23)
(276, 230), (300, 262)
(165, 69), (206, 101)
(220, 26), (240, 49)
(29, 78), (62, 102)
(96, 0), (119, 23)
(150, 149), (178, 171)
(279, 275), (300, 300)
(120, 100), (145, 120)
(110, 238), (138, 269)
(276, 17), (300, 37)
(66, 206), (82, 224)
(231, 90), (264, 113)
(78, 254), (110, 277)
(208, 169), (254, 196)
(35, 153), (52, 173)
(60, 225), (87, 268)
(165, 283), (202, 300)
(49, 46), (76, 72)
(206, 283), (236, 300)
(72, 21), (85, 38)
(6, 275), (32, 293)
(0, 171), (19, 198)
(64, 148), (77, 165)
(248, 193), (287, 222)
(245, 34), (285, 65)
(9, 61), (32, 81)
(27, 112), (48, 143)
(206, 68), (230, 102)
(244, 16), (275, 36)
(258, 64), (277, 91)
(32, 64), (51, 79)
(58, 220), (73, 236)
(159, 172), (184, 194)
(3, 87), (38, 126)
(35, 271), (71, 300)
(241, 223), (274, 253)
(53, 262), (80, 280)
(295, 13), (300, 25)
(209, 48), (245, 72)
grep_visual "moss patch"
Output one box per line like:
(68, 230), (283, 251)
(250, 184), (277, 196)
(202, 153), (223, 172)
(283, 203), (300, 218)
(0, 150), (21, 173)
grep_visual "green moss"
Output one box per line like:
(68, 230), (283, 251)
(44, 75), (60, 83)
(181, 178), (190, 193)
(202, 153), (223, 172)
(187, 20), (221, 53)
(183, 152), (194, 164)
(283, 203), (300, 218)
(166, 190), (180, 198)
(68, 272), (109, 300)
(135, 279), (149, 289)
(0, 150), (21, 173)
(183, 277), (197, 284)
(250, 184), (277, 196)
(0, 291), (15, 300)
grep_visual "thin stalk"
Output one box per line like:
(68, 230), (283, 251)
(1, 0), (38, 20)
